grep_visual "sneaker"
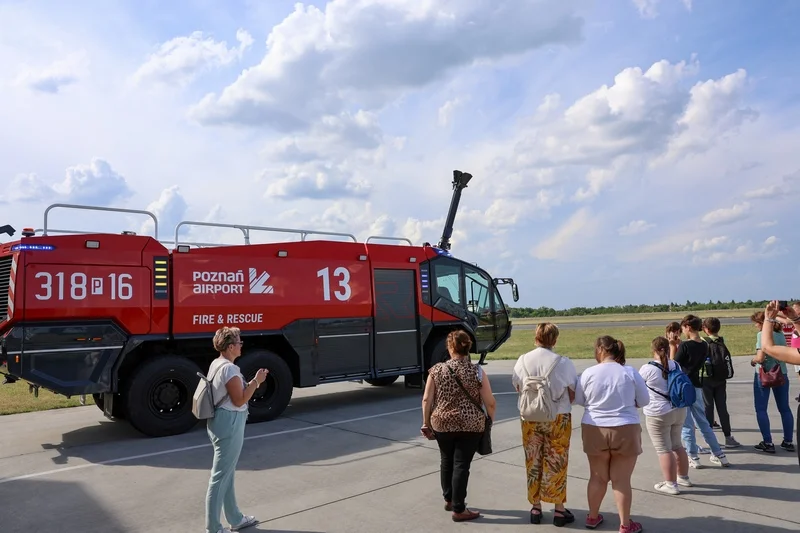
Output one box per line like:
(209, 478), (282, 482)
(710, 453), (730, 467)
(620, 520), (643, 533)
(755, 441), (776, 454)
(781, 441), (795, 452)
(697, 446), (711, 454)
(677, 475), (694, 487)
(230, 515), (257, 531)
(724, 436), (741, 448)
(585, 514), (604, 529)
(712, 421), (721, 429)
(654, 481), (680, 495)
(452, 509), (481, 522)
(688, 456), (703, 469)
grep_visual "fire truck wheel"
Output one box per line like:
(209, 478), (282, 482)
(237, 349), (293, 423)
(364, 376), (399, 386)
(123, 355), (202, 438)
(425, 334), (450, 370)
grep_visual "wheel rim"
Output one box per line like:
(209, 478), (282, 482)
(148, 377), (189, 419)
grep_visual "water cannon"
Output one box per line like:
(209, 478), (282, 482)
(437, 170), (472, 251)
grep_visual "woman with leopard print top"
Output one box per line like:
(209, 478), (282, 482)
(421, 330), (496, 522)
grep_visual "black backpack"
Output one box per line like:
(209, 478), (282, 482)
(705, 336), (734, 380)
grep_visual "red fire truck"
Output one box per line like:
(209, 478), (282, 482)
(0, 171), (518, 437)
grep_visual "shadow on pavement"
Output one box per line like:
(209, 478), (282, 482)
(474, 507), (799, 532)
(33, 373), (519, 473)
(6, 479), (129, 533)
(251, 529), (325, 533)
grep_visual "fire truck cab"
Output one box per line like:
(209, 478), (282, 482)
(0, 171), (519, 437)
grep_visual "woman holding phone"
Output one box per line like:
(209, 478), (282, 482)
(758, 301), (800, 467)
(205, 326), (269, 533)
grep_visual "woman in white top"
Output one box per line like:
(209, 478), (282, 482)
(205, 327), (268, 533)
(574, 336), (649, 533)
(511, 323), (578, 527)
(638, 336), (692, 495)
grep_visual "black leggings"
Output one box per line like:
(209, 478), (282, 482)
(703, 380), (732, 437)
(435, 431), (482, 513)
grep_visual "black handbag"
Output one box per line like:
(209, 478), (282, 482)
(446, 365), (493, 455)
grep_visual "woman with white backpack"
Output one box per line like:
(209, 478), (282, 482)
(203, 327), (268, 533)
(511, 323), (578, 527)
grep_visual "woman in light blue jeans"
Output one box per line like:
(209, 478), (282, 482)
(205, 326), (268, 533)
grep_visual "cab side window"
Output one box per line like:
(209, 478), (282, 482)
(464, 266), (491, 315)
(434, 261), (462, 305)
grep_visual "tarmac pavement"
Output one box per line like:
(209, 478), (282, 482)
(0, 355), (798, 532)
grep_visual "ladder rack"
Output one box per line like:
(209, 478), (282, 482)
(43, 203), (159, 239)
(365, 235), (413, 246)
(32, 203), (415, 249)
(173, 220), (358, 247)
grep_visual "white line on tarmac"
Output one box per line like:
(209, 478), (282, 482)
(4, 386), (713, 485)
(0, 406), (422, 485)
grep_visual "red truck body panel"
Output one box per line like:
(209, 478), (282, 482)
(0, 204), (515, 439)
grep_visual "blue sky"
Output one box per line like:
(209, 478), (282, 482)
(0, 0), (797, 309)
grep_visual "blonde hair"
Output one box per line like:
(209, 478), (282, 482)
(535, 322), (559, 348)
(213, 326), (241, 352)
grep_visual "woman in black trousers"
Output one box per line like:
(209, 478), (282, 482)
(421, 330), (497, 521)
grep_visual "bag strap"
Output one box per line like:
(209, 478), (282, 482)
(446, 364), (486, 416)
(646, 362), (671, 400)
(520, 353), (560, 380)
(207, 359), (231, 408)
(543, 355), (561, 379)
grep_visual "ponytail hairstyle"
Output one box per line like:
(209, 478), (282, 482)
(446, 329), (472, 357)
(595, 335), (626, 365)
(651, 336), (670, 379)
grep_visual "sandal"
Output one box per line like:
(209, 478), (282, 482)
(553, 508), (575, 527)
(530, 506), (542, 524)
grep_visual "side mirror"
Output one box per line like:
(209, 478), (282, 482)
(512, 283), (519, 302)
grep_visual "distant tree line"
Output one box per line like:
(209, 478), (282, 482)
(507, 299), (796, 318)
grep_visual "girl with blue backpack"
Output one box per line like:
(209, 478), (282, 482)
(639, 337), (694, 494)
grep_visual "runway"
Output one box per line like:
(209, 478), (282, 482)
(512, 317), (753, 330)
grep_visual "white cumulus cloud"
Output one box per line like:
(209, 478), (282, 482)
(140, 185), (189, 240)
(618, 220), (655, 236)
(13, 51), (89, 94)
(189, 0), (585, 132)
(133, 29), (254, 86)
(3, 159), (133, 206)
(701, 202), (751, 226)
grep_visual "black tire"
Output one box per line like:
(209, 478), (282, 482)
(123, 355), (202, 438)
(364, 376), (399, 386)
(92, 393), (104, 410)
(236, 349), (294, 423)
(425, 334), (450, 371)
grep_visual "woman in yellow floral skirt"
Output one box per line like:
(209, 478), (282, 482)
(512, 323), (578, 527)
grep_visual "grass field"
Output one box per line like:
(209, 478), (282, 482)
(488, 324), (758, 361)
(0, 320), (763, 417)
(511, 308), (762, 325)
(0, 375), (83, 415)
